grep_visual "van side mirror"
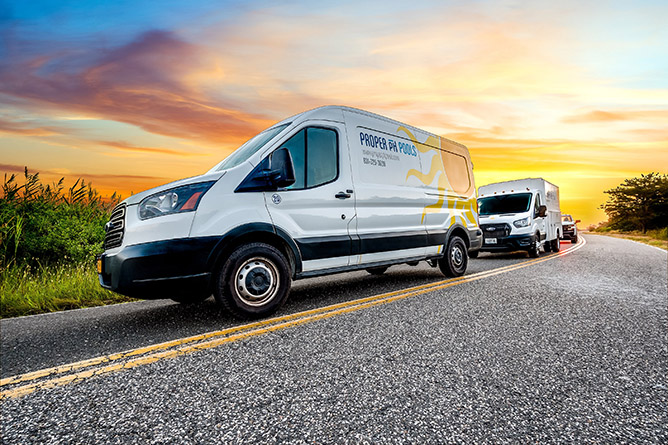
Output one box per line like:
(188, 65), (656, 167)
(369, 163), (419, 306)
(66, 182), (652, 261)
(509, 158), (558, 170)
(537, 205), (547, 218)
(235, 147), (296, 192)
(575, 219), (581, 224)
(267, 147), (296, 188)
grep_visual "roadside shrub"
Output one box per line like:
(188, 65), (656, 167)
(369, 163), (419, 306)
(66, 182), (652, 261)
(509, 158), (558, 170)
(0, 168), (121, 268)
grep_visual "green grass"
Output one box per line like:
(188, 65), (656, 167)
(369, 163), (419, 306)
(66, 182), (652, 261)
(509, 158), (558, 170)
(0, 262), (136, 319)
(587, 227), (668, 251)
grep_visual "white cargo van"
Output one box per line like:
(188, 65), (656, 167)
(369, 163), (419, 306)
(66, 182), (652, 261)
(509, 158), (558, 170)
(98, 106), (481, 317)
(477, 178), (561, 257)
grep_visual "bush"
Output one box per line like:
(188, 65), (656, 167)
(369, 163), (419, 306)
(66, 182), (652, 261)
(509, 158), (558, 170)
(0, 168), (121, 268)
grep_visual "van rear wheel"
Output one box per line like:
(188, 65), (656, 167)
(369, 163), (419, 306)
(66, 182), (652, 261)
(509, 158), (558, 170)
(214, 243), (291, 319)
(438, 236), (468, 277)
(551, 237), (560, 252)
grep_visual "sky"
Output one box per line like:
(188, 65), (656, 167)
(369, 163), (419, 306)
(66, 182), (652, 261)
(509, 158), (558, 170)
(1, 0), (667, 226)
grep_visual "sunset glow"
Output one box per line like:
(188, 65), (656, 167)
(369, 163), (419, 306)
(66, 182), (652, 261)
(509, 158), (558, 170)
(1, 0), (667, 226)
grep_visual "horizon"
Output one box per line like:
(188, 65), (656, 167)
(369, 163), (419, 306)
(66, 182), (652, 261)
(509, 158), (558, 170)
(1, 0), (667, 226)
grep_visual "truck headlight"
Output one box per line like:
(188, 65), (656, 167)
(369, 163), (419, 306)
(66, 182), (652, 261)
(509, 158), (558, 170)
(513, 217), (530, 228)
(138, 181), (215, 220)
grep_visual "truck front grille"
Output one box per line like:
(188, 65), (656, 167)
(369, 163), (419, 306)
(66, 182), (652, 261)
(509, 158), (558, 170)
(104, 204), (126, 250)
(480, 223), (511, 239)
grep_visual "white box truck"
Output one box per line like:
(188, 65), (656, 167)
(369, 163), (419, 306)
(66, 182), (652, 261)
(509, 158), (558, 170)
(98, 106), (482, 318)
(477, 178), (561, 258)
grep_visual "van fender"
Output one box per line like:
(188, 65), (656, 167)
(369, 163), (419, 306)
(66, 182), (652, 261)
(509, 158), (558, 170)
(445, 223), (473, 250)
(207, 223), (303, 276)
(428, 223), (473, 258)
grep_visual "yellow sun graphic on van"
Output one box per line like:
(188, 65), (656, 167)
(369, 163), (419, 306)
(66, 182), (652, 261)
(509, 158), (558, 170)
(399, 126), (477, 228)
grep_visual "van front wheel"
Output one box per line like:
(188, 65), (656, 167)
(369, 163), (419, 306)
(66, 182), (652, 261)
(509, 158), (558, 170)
(438, 236), (468, 277)
(214, 243), (291, 319)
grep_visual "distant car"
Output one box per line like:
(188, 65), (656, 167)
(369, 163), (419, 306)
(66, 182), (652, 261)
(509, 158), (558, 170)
(561, 214), (580, 243)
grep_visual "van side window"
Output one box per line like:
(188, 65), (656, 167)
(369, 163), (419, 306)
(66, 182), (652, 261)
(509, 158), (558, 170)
(307, 128), (337, 188)
(280, 127), (338, 190)
(534, 193), (541, 215)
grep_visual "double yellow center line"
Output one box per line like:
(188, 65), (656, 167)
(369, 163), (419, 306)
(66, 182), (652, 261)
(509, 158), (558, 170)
(0, 238), (586, 400)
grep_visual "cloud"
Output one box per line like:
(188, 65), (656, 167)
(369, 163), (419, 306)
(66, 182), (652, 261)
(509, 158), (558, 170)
(0, 163), (169, 198)
(0, 163), (165, 182)
(96, 140), (205, 157)
(0, 118), (61, 136)
(0, 30), (274, 145)
(563, 109), (668, 123)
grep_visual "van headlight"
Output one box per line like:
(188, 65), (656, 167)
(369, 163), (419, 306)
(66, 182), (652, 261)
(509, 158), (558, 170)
(513, 217), (530, 228)
(138, 181), (215, 220)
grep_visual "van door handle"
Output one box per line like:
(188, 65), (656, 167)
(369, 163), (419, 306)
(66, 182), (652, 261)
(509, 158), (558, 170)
(335, 191), (352, 199)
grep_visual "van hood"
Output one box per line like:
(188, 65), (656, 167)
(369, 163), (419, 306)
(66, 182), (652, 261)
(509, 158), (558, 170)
(123, 171), (226, 206)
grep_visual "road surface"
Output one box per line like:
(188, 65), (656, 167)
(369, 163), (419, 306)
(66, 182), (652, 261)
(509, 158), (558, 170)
(1, 235), (666, 443)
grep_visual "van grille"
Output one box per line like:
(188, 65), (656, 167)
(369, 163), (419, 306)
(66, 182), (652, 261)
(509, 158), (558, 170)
(104, 204), (126, 250)
(481, 223), (511, 239)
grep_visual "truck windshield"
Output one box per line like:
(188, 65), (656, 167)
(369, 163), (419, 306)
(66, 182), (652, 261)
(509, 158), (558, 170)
(478, 193), (532, 215)
(562, 215), (573, 222)
(214, 123), (289, 171)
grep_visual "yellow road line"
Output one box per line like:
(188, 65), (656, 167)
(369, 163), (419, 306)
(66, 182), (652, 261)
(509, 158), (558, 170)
(0, 238), (585, 399)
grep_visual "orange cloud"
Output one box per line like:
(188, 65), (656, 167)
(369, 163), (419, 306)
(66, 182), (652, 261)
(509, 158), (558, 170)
(563, 109), (668, 123)
(0, 164), (168, 199)
(96, 140), (205, 157)
(0, 118), (60, 136)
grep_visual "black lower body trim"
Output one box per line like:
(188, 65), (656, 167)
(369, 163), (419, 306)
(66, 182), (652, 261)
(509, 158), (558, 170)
(297, 230), (429, 261)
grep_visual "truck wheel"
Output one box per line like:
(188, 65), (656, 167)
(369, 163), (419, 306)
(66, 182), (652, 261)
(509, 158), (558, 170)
(544, 240), (552, 252)
(366, 266), (388, 275)
(551, 237), (560, 252)
(572, 235), (578, 244)
(438, 236), (468, 277)
(214, 243), (291, 319)
(528, 236), (540, 258)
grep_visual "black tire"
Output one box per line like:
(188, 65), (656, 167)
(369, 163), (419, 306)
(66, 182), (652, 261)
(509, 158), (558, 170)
(214, 243), (291, 319)
(438, 236), (468, 277)
(544, 239), (552, 252)
(572, 235), (578, 244)
(528, 235), (540, 258)
(171, 293), (211, 305)
(366, 266), (388, 275)
(468, 250), (479, 259)
(551, 236), (560, 252)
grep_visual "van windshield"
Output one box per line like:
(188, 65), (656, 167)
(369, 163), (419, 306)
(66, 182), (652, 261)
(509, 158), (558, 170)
(214, 123), (289, 171)
(478, 193), (532, 215)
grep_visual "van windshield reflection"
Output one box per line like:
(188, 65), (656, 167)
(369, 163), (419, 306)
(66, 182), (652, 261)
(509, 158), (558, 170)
(214, 123), (289, 171)
(478, 193), (532, 215)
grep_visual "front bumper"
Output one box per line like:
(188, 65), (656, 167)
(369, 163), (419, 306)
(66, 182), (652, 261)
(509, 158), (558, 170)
(98, 237), (220, 299)
(561, 228), (577, 240)
(468, 228), (483, 253)
(479, 234), (535, 252)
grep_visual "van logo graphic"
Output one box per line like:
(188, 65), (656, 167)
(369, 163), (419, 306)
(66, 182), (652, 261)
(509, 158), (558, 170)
(271, 194), (281, 204)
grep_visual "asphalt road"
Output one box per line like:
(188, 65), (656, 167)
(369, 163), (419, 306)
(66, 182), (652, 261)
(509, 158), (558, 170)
(1, 235), (666, 443)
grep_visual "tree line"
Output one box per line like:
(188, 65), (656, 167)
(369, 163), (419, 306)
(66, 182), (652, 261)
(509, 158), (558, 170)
(601, 172), (668, 233)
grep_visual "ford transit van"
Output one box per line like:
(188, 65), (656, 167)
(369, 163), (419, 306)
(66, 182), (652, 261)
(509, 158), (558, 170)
(477, 178), (561, 257)
(98, 106), (481, 318)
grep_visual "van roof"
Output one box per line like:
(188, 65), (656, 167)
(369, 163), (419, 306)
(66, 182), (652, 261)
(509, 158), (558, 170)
(273, 105), (467, 151)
